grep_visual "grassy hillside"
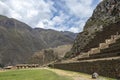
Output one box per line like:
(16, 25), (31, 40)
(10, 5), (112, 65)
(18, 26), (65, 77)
(30, 45), (72, 65)
(53, 44), (72, 58)
(0, 69), (72, 80)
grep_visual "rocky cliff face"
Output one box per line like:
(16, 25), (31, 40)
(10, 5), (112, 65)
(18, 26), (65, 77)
(66, 0), (120, 58)
(84, 0), (120, 32)
(0, 15), (77, 66)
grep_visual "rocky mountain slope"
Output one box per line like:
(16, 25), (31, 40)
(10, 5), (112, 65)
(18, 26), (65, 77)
(65, 0), (120, 58)
(0, 15), (77, 66)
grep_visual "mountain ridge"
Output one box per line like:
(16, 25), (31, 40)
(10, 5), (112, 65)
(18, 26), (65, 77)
(0, 15), (77, 66)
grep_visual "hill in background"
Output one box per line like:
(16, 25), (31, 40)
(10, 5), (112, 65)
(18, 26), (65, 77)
(30, 44), (72, 65)
(0, 15), (77, 66)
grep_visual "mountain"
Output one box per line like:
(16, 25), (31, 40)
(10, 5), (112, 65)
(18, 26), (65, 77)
(0, 15), (77, 66)
(65, 0), (120, 58)
(33, 28), (77, 48)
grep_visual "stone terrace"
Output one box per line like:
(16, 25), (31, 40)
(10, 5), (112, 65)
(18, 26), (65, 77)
(50, 32), (120, 79)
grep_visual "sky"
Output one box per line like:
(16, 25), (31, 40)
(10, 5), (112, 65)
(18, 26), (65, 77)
(0, 0), (102, 33)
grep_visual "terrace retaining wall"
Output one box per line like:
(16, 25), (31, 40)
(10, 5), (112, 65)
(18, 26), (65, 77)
(49, 59), (120, 78)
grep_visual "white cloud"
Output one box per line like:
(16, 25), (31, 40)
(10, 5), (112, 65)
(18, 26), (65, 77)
(52, 11), (69, 25)
(64, 0), (93, 18)
(68, 20), (85, 33)
(0, 0), (101, 33)
(36, 11), (69, 31)
(52, 16), (63, 24)
(36, 21), (45, 28)
(0, 0), (55, 27)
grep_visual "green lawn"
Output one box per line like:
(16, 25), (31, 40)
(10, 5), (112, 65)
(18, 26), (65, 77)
(0, 69), (72, 80)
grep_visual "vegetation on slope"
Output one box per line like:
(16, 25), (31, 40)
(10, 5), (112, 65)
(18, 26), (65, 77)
(30, 44), (72, 65)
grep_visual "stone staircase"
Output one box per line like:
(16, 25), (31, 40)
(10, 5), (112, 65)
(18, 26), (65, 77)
(89, 34), (120, 54)
(75, 33), (120, 61)
(60, 33), (120, 63)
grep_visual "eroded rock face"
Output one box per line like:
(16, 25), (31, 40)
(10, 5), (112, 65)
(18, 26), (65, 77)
(66, 0), (120, 58)
(85, 0), (120, 32)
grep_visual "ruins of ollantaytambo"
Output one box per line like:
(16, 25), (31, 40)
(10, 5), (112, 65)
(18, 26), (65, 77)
(50, 0), (120, 79)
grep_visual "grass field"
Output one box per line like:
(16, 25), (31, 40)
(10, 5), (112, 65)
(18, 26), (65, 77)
(0, 68), (115, 80)
(0, 69), (72, 80)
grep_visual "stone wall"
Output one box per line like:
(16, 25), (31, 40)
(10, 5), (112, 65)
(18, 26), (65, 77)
(49, 59), (120, 78)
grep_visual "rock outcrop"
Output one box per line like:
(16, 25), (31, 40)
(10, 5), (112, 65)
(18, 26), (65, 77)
(66, 0), (120, 58)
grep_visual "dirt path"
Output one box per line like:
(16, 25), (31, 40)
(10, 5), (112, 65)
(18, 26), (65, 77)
(45, 68), (108, 80)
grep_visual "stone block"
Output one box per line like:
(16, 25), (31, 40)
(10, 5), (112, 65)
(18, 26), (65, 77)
(90, 48), (100, 55)
(105, 39), (115, 44)
(99, 43), (109, 49)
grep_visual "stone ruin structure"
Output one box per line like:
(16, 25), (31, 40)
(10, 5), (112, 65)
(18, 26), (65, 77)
(16, 64), (39, 69)
(49, 22), (120, 79)
(49, 0), (120, 79)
